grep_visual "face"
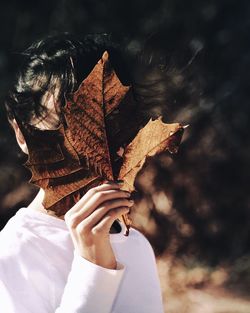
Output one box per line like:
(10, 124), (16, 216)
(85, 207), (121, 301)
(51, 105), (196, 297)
(12, 119), (28, 154)
(13, 85), (62, 154)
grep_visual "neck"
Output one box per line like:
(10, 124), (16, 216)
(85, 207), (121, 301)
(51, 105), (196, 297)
(28, 189), (64, 220)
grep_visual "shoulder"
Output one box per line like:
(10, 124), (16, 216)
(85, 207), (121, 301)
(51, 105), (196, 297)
(129, 228), (154, 254)
(112, 226), (157, 266)
(0, 208), (53, 285)
(0, 208), (35, 259)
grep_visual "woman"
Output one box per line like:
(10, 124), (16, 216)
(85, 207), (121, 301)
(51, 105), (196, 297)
(1, 33), (163, 313)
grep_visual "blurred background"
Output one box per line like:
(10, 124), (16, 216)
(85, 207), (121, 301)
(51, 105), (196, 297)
(0, 0), (250, 312)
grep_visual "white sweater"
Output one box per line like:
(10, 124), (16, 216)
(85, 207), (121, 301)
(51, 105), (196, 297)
(0, 207), (164, 313)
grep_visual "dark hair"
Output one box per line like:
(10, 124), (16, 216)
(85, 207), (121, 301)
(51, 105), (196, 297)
(5, 33), (129, 128)
(133, 28), (204, 123)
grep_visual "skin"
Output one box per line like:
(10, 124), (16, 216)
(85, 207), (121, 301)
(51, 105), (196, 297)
(13, 121), (134, 270)
(65, 182), (133, 269)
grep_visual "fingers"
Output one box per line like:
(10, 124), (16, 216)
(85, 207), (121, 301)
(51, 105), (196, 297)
(83, 189), (130, 213)
(65, 182), (131, 228)
(77, 198), (134, 231)
(92, 207), (130, 235)
(77, 206), (131, 238)
(69, 181), (125, 214)
(67, 194), (133, 228)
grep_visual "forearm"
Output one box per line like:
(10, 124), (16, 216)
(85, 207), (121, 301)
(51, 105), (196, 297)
(0, 253), (124, 313)
(55, 252), (125, 313)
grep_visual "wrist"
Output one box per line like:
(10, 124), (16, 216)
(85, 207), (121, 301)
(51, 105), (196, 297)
(77, 246), (117, 270)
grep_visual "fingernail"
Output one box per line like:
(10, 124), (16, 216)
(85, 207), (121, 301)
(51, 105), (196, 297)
(104, 180), (112, 184)
(104, 179), (124, 185)
(104, 180), (118, 185)
(115, 179), (124, 185)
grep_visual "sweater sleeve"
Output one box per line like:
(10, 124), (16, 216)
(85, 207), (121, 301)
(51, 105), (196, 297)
(55, 252), (125, 313)
(0, 251), (125, 313)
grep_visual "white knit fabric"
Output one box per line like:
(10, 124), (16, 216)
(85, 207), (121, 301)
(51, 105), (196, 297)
(0, 207), (164, 313)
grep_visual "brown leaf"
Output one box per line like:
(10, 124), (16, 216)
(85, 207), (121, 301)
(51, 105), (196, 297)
(118, 117), (184, 191)
(63, 50), (129, 180)
(118, 118), (185, 235)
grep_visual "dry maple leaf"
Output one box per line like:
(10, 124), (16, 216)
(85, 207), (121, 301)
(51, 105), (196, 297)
(118, 117), (185, 234)
(118, 117), (184, 191)
(62, 50), (129, 181)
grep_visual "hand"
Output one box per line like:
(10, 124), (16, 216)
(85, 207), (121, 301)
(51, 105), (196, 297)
(64, 182), (134, 269)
